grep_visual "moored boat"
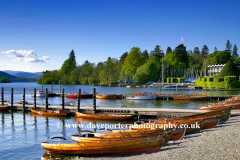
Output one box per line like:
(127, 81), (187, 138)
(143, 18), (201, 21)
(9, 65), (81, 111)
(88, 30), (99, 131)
(96, 94), (116, 99)
(31, 108), (69, 117)
(125, 92), (156, 100)
(31, 90), (56, 97)
(66, 91), (93, 99)
(41, 134), (165, 155)
(0, 105), (11, 111)
(75, 112), (133, 120)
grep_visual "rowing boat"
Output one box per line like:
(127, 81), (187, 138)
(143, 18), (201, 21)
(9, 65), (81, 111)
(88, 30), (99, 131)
(75, 112), (133, 120)
(0, 105), (11, 111)
(41, 134), (165, 155)
(96, 94), (116, 99)
(31, 108), (69, 117)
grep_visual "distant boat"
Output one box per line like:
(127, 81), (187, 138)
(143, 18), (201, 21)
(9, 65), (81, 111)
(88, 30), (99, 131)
(96, 94), (116, 99)
(66, 91), (93, 99)
(31, 90), (56, 97)
(164, 83), (188, 88)
(31, 108), (69, 117)
(75, 112), (133, 120)
(126, 92), (157, 100)
(0, 105), (11, 111)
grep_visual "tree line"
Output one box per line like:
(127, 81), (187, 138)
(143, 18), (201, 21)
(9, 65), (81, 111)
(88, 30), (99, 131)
(37, 40), (238, 85)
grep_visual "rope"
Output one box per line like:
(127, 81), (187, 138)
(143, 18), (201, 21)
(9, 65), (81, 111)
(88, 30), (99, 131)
(147, 135), (161, 142)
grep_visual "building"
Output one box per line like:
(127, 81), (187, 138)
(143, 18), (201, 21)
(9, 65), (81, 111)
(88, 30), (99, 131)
(208, 63), (240, 76)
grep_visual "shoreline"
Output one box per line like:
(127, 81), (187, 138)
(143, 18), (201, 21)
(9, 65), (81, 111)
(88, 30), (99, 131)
(70, 114), (240, 160)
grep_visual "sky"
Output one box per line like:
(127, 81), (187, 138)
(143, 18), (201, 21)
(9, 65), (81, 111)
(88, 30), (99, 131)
(0, 0), (239, 72)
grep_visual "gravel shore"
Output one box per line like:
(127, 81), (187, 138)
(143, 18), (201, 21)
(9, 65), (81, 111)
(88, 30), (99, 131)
(70, 114), (240, 160)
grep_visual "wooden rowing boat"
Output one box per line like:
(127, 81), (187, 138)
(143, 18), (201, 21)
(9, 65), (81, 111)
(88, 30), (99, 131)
(31, 108), (69, 117)
(111, 127), (186, 141)
(75, 112), (133, 120)
(96, 94), (116, 99)
(66, 91), (93, 99)
(41, 134), (165, 155)
(0, 105), (11, 111)
(71, 129), (171, 146)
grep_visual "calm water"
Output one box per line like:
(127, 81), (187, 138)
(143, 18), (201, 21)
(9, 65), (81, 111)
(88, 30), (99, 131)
(0, 82), (239, 159)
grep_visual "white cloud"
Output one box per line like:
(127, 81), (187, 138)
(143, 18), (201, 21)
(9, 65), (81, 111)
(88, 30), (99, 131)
(0, 63), (33, 68)
(0, 50), (50, 63)
(181, 38), (184, 42)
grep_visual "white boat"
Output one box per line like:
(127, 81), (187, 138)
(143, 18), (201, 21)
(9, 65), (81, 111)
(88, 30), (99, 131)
(164, 83), (188, 88)
(125, 92), (157, 100)
(31, 91), (56, 97)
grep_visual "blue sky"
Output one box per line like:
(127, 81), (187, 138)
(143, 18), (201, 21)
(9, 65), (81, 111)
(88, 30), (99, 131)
(0, 0), (239, 72)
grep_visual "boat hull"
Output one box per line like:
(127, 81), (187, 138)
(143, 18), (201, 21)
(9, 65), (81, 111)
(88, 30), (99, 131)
(0, 106), (11, 111)
(31, 108), (68, 117)
(96, 94), (116, 99)
(75, 112), (133, 120)
(41, 134), (165, 155)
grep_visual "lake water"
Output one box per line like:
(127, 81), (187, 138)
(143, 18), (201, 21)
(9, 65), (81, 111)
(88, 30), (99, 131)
(0, 82), (239, 159)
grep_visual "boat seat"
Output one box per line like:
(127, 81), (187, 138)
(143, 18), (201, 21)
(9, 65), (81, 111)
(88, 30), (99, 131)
(173, 93), (178, 95)
(191, 93), (197, 96)
(164, 93), (169, 95)
(182, 93), (187, 96)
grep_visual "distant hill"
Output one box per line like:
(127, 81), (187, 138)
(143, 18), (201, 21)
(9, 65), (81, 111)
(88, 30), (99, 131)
(2, 70), (42, 79)
(0, 71), (37, 82)
(13, 72), (42, 79)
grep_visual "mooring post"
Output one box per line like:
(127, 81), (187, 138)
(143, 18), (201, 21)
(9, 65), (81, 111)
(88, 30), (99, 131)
(77, 88), (81, 112)
(51, 85), (53, 93)
(59, 85), (61, 94)
(62, 88), (64, 109)
(23, 88), (25, 110)
(93, 88), (96, 113)
(45, 88), (48, 110)
(41, 85), (43, 91)
(11, 88), (13, 110)
(34, 88), (36, 109)
(1, 87), (4, 105)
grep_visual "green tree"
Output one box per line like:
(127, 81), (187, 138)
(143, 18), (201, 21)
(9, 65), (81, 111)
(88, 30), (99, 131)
(166, 47), (172, 54)
(232, 44), (238, 59)
(121, 47), (144, 79)
(69, 50), (76, 67)
(119, 52), (128, 64)
(173, 44), (189, 68)
(193, 47), (200, 55)
(225, 40), (232, 53)
(142, 50), (149, 63)
(79, 60), (94, 84)
(201, 44), (209, 58)
(61, 51), (76, 75)
(0, 77), (11, 83)
(163, 52), (185, 69)
(150, 45), (164, 59)
(219, 60), (240, 80)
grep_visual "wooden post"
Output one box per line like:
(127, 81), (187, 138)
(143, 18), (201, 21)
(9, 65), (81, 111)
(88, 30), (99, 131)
(23, 88), (25, 110)
(1, 87), (3, 105)
(51, 85), (53, 93)
(93, 88), (96, 113)
(59, 85), (61, 94)
(41, 85), (43, 91)
(34, 88), (36, 109)
(45, 88), (48, 110)
(77, 88), (81, 112)
(11, 88), (13, 110)
(62, 88), (64, 110)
